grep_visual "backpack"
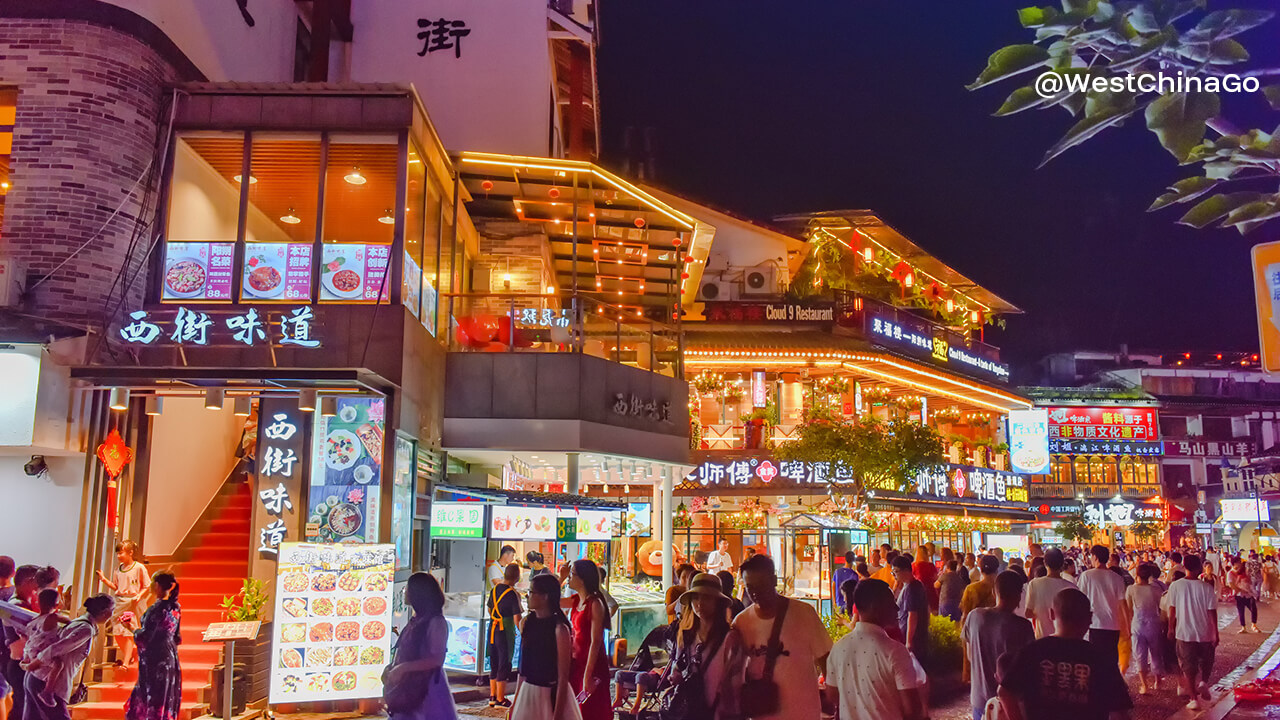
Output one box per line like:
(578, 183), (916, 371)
(657, 630), (727, 720)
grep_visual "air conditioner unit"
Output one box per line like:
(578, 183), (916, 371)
(741, 263), (777, 296)
(0, 258), (25, 307)
(697, 277), (734, 302)
(704, 251), (729, 273)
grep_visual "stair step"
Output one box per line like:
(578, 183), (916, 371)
(177, 561), (249, 577)
(187, 547), (248, 562)
(71, 700), (204, 720)
(207, 519), (251, 533)
(191, 532), (252, 548)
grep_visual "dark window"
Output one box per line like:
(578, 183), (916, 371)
(293, 19), (312, 83)
(1202, 417), (1233, 439)
(1164, 463), (1194, 497)
(1159, 415), (1187, 438)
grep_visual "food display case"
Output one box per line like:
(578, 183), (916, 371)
(609, 581), (667, 653)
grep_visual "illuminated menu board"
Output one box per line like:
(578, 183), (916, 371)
(270, 542), (396, 703)
(161, 242), (234, 301)
(320, 244), (391, 302)
(242, 243), (313, 301)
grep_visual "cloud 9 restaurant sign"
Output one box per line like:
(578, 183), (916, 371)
(681, 457), (1028, 505)
(866, 313), (1010, 382)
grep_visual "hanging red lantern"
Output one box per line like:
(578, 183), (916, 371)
(672, 238), (682, 247)
(925, 282), (945, 301)
(891, 260), (913, 282)
(634, 217), (646, 228)
(480, 180), (494, 192)
(684, 256), (694, 263)
(549, 187), (561, 199)
(681, 272), (690, 279)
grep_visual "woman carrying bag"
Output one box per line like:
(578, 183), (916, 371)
(659, 573), (745, 720)
(24, 595), (115, 720)
(564, 559), (611, 720)
(510, 574), (581, 720)
(382, 573), (456, 720)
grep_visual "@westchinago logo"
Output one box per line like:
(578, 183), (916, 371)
(1034, 70), (1261, 98)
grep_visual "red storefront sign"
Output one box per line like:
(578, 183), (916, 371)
(1044, 406), (1158, 441)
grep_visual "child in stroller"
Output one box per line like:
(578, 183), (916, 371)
(612, 623), (672, 720)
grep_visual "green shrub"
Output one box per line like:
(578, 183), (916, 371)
(925, 614), (962, 674)
(823, 611), (852, 644)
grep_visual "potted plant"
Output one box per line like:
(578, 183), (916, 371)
(990, 442), (1009, 470)
(219, 578), (273, 703)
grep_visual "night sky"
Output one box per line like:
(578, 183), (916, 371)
(597, 1), (1280, 380)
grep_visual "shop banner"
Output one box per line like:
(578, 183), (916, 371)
(430, 502), (486, 539)
(1164, 440), (1255, 457)
(391, 437), (415, 568)
(254, 399), (308, 558)
(617, 503), (651, 537)
(859, 295), (1010, 382)
(557, 509), (615, 542)
(1007, 409), (1050, 475)
(443, 617), (483, 672)
(1221, 498), (1270, 522)
(243, 242), (313, 301)
(320, 244), (391, 302)
(490, 506), (556, 541)
(1251, 240), (1280, 373)
(269, 542), (395, 703)
(161, 242), (234, 300)
(700, 301), (836, 324)
(1077, 502), (1164, 526)
(1047, 439), (1163, 456)
(308, 397), (386, 543)
(1045, 406), (1158, 441)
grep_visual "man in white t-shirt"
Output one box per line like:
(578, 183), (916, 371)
(488, 545), (516, 590)
(1205, 547), (1222, 578)
(1025, 548), (1076, 639)
(733, 554), (832, 720)
(824, 578), (926, 720)
(705, 538), (732, 574)
(1168, 555), (1219, 711)
(1076, 544), (1127, 669)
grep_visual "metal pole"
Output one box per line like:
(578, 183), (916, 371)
(223, 640), (234, 720)
(662, 467), (674, 591)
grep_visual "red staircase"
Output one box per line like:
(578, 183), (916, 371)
(73, 481), (253, 720)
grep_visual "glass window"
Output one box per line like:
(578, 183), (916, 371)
(320, 134), (397, 303)
(0, 87), (15, 239)
(162, 132), (245, 301)
(403, 145), (426, 318)
(422, 174), (443, 333)
(242, 133), (321, 302)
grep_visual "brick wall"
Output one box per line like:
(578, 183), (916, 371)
(0, 19), (185, 329)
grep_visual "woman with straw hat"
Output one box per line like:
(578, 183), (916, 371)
(660, 573), (745, 720)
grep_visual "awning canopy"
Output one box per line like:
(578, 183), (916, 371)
(456, 152), (716, 311)
(867, 491), (1037, 521)
(779, 513), (867, 529)
(683, 330), (1032, 413)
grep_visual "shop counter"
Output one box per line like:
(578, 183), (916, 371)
(610, 582), (667, 656)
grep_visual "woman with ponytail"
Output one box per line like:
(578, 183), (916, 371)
(510, 574), (579, 720)
(125, 573), (181, 720)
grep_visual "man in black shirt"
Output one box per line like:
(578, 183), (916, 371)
(999, 587), (1133, 720)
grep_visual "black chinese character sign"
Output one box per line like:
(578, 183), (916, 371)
(417, 18), (471, 58)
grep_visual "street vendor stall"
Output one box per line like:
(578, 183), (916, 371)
(778, 514), (869, 615)
(429, 485), (627, 675)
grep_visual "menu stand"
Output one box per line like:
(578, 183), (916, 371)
(203, 621), (262, 720)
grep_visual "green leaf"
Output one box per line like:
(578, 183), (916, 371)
(1177, 192), (1263, 228)
(995, 85), (1052, 115)
(1189, 9), (1275, 40)
(1148, 176), (1221, 211)
(1222, 198), (1280, 231)
(968, 44), (1053, 89)
(1264, 85), (1280, 110)
(1127, 5), (1161, 33)
(1145, 91), (1221, 161)
(1203, 160), (1241, 179)
(1109, 29), (1174, 71)
(1040, 104), (1138, 166)
(1208, 38), (1250, 64)
(1018, 6), (1054, 26)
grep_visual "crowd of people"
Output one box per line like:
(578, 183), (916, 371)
(383, 540), (1270, 720)
(0, 543), (182, 720)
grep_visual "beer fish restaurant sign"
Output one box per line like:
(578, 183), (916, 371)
(681, 457), (1028, 505)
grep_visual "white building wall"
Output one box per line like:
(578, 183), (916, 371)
(349, 0), (554, 155)
(0, 457), (85, 574)
(107, 0), (300, 81)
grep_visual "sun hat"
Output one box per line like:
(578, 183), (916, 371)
(677, 572), (730, 606)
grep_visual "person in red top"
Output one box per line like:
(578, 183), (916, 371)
(912, 545), (940, 614)
(565, 559), (611, 720)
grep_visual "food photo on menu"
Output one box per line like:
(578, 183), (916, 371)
(307, 397), (385, 543)
(161, 242), (234, 300)
(319, 244), (389, 302)
(270, 543), (396, 703)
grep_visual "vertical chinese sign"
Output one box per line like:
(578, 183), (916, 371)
(1252, 240), (1280, 374)
(254, 398), (307, 562)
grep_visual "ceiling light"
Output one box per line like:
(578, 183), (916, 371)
(233, 174), (257, 184)
(280, 209), (301, 224)
(233, 397), (252, 416)
(144, 396), (163, 416)
(378, 210), (395, 225)
(298, 389), (317, 412)
(0, 181), (9, 190)
(320, 396), (338, 417)
(344, 167), (367, 185)
(108, 387), (130, 412)
(546, 285), (555, 294)
(204, 388), (225, 410)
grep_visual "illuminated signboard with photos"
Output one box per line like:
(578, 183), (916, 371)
(1007, 409), (1050, 475)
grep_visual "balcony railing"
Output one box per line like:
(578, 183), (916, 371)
(441, 292), (682, 376)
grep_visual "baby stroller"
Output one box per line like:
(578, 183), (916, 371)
(614, 623), (672, 720)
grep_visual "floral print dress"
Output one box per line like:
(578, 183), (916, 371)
(125, 599), (182, 720)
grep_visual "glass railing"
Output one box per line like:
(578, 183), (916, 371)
(440, 292), (682, 376)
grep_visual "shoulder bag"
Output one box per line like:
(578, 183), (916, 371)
(738, 598), (789, 716)
(382, 617), (431, 713)
(657, 629), (728, 720)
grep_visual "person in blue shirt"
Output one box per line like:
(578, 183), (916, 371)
(832, 551), (857, 616)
